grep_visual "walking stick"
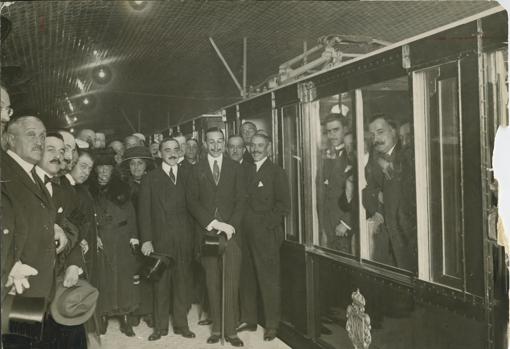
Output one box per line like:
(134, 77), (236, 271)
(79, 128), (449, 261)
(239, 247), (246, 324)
(221, 252), (226, 345)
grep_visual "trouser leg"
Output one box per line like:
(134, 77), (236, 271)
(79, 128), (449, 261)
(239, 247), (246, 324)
(251, 236), (281, 330)
(239, 239), (258, 325)
(223, 240), (242, 337)
(171, 262), (190, 329)
(153, 269), (171, 331)
(202, 256), (221, 334)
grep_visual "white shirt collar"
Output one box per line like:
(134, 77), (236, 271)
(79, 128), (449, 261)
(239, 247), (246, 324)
(162, 161), (178, 175)
(387, 144), (397, 156)
(335, 144), (345, 151)
(178, 156), (185, 164)
(207, 154), (223, 172)
(255, 156), (268, 172)
(6, 149), (36, 181)
(65, 173), (76, 186)
(34, 166), (52, 182)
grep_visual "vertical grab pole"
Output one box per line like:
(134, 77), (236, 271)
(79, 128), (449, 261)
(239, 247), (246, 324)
(221, 253), (226, 345)
(243, 37), (247, 98)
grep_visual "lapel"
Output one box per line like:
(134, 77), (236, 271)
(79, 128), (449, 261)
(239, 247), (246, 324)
(251, 159), (270, 187)
(2, 151), (50, 204)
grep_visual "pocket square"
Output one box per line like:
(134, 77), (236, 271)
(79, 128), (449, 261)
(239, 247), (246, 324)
(257, 181), (264, 187)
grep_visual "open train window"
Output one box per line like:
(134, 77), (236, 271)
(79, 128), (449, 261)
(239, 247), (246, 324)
(357, 76), (417, 272)
(414, 62), (466, 288)
(313, 91), (358, 256)
(277, 104), (304, 242)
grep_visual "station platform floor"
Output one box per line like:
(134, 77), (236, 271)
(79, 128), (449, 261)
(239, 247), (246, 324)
(88, 305), (292, 349)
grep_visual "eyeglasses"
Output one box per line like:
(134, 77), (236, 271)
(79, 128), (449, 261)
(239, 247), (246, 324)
(1, 106), (14, 117)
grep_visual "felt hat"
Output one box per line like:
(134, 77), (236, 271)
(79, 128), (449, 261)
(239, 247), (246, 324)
(121, 146), (155, 170)
(50, 279), (99, 326)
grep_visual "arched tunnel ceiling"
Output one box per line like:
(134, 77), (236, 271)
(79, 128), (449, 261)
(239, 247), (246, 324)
(0, 1), (499, 136)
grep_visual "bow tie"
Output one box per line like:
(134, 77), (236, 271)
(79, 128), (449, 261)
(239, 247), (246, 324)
(44, 175), (61, 185)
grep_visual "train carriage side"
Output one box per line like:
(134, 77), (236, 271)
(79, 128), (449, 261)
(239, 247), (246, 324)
(228, 8), (508, 349)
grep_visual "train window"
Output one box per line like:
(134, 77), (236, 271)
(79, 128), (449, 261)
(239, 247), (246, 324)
(414, 63), (465, 288)
(314, 91), (358, 255)
(278, 104), (304, 242)
(358, 76), (417, 271)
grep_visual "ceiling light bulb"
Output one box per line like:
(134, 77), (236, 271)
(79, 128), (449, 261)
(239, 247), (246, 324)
(98, 69), (106, 79)
(93, 50), (99, 55)
(70, 128), (74, 133)
(83, 98), (89, 105)
(73, 117), (78, 122)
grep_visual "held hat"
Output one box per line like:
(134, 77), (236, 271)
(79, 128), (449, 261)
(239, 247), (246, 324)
(139, 252), (173, 282)
(50, 279), (99, 326)
(121, 146), (155, 170)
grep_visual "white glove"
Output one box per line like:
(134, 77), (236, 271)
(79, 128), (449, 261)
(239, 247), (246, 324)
(5, 261), (38, 294)
(335, 223), (349, 237)
(54, 224), (68, 254)
(215, 222), (235, 240)
(80, 239), (89, 254)
(130, 238), (140, 246)
(63, 265), (81, 288)
(141, 241), (154, 256)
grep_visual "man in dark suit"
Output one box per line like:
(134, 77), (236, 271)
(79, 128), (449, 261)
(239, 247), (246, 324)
(238, 134), (290, 341)
(1, 116), (68, 300)
(240, 121), (256, 164)
(187, 127), (245, 347)
(138, 137), (196, 341)
(318, 113), (354, 253)
(362, 114), (417, 271)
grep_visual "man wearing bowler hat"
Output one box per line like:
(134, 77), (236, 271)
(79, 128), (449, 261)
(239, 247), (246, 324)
(187, 127), (245, 347)
(138, 138), (195, 341)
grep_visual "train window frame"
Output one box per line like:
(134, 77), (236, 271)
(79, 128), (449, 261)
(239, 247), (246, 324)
(413, 61), (467, 290)
(276, 103), (305, 244)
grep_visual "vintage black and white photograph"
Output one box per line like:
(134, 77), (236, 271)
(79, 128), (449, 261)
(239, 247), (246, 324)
(0, 1), (508, 348)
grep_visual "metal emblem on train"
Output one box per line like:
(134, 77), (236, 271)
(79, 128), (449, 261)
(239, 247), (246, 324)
(346, 289), (372, 349)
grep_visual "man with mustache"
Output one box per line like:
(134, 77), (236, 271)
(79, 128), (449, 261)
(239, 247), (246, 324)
(318, 113), (354, 253)
(1, 84), (13, 149)
(187, 127), (246, 347)
(238, 133), (290, 341)
(138, 138), (196, 341)
(362, 114), (417, 270)
(1, 117), (70, 348)
(58, 130), (78, 175)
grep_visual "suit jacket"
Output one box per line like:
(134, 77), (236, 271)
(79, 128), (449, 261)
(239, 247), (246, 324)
(53, 177), (80, 250)
(186, 156), (246, 244)
(318, 149), (352, 233)
(244, 159), (290, 245)
(139, 165), (193, 262)
(1, 192), (16, 302)
(362, 144), (417, 251)
(1, 151), (57, 299)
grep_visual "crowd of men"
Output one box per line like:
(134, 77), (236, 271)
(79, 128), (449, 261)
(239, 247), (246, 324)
(1, 83), (291, 348)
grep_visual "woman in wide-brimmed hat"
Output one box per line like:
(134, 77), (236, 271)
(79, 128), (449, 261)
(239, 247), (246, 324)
(88, 149), (140, 337)
(120, 145), (156, 328)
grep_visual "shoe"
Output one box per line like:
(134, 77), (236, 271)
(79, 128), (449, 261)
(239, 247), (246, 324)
(226, 336), (244, 347)
(143, 315), (154, 328)
(128, 314), (141, 326)
(198, 319), (213, 326)
(236, 323), (257, 332)
(119, 315), (136, 337)
(207, 334), (221, 344)
(148, 330), (162, 341)
(174, 327), (196, 338)
(320, 325), (332, 335)
(100, 316), (108, 335)
(264, 328), (277, 341)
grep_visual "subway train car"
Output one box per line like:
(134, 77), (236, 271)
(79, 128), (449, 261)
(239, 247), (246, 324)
(1, 1), (508, 349)
(168, 6), (509, 349)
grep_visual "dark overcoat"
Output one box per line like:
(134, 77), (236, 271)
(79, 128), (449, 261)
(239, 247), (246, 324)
(1, 151), (57, 300)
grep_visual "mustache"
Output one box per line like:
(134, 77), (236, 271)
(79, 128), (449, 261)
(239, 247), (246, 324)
(49, 158), (61, 164)
(32, 146), (43, 151)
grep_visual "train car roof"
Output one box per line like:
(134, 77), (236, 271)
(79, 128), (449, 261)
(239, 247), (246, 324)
(0, 1), (502, 135)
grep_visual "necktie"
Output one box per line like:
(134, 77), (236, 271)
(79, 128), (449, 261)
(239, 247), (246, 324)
(31, 167), (48, 196)
(169, 167), (176, 184)
(213, 160), (220, 185)
(44, 175), (61, 185)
